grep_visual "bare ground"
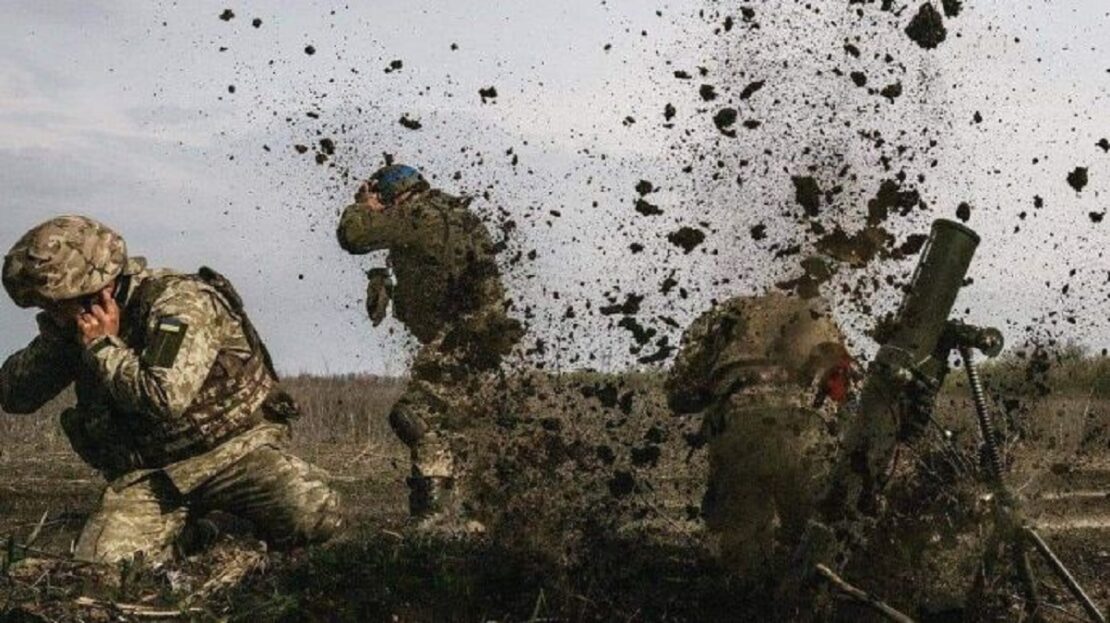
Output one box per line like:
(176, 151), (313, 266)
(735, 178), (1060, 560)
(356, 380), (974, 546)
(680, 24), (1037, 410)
(0, 368), (1106, 622)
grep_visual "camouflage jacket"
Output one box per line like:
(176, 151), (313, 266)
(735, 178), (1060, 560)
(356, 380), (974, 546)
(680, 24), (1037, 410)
(0, 258), (279, 482)
(665, 293), (853, 417)
(337, 190), (514, 346)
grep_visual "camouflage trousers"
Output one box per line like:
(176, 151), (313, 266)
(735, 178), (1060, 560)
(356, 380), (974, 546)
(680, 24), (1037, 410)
(701, 390), (840, 579)
(74, 425), (342, 564)
(389, 332), (508, 481)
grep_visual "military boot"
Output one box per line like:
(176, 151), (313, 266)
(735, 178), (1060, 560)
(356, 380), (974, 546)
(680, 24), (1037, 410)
(406, 476), (485, 537)
(174, 517), (221, 558)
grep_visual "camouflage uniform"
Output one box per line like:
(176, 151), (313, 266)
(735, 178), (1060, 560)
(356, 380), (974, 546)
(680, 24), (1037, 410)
(1, 216), (341, 563)
(665, 292), (855, 577)
(337, 188), (522, 516)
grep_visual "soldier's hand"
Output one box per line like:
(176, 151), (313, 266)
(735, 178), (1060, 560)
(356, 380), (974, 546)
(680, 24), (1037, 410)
(76, 287), (120, 346)
(354, 181), (371, 203)
(365, 268), (392, 327)
(355, 183), (388, 213)
(364, 196), (387, 213)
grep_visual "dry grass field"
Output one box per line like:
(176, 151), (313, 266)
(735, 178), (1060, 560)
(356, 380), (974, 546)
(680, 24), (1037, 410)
(0, 353), (1107, 622)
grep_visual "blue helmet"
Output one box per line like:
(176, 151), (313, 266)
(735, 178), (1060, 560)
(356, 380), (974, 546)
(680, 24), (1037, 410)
(368, 164), (428, 204)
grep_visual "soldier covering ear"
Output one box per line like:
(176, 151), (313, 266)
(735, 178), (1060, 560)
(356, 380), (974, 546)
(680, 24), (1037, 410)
(1, 215), (342, 563)
(338, 164), (523, 533)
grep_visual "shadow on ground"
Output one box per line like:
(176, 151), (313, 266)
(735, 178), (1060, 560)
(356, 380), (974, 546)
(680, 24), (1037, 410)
(224, 528), (768, 623)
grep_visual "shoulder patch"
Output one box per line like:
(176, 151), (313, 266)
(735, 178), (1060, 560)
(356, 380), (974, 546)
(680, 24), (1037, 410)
(143, 317), (189, 368)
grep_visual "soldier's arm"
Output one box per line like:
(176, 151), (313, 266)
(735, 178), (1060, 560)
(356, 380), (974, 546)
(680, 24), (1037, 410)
(336, 203), (414, 253)
(337, 201), (443, 254)
(0, 315), (79, 414)
(664, 308), (720, 414)
(83, 281), (226, 420)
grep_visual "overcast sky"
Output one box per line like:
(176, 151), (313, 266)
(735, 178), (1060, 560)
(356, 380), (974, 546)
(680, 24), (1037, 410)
(1, 0), (1107, 375)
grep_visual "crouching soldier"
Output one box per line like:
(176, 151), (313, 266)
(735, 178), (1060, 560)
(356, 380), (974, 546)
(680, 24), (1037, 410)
(0, 216), (342, 563)
(337, 164), (523, 531)
(665, 292), (857, 579)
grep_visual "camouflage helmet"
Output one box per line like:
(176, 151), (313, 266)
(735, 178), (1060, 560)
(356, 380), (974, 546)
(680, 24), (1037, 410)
(2, 215), (128, 308)
(368, 164), (429, 204)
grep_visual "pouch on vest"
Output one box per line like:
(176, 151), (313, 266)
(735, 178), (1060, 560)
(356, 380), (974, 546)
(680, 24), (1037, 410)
(60, 407), (139, 477)
(196, 266), (302, 422)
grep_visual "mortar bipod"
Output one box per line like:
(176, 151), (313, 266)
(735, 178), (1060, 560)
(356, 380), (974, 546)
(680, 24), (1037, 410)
(948, 321), (1106, 623)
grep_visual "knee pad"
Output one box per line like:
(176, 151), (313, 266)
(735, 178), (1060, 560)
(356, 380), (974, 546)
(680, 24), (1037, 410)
(273, 484), (343, 548)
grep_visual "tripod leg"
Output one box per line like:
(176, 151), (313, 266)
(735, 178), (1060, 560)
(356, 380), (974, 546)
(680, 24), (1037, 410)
(966, 527), (1004, 617)
(1024, 527), (1107, 623)
(1012, 538), (1043, 622)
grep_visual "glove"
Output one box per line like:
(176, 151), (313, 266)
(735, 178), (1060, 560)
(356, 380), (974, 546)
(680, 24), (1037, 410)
(365, 268), (393, 327)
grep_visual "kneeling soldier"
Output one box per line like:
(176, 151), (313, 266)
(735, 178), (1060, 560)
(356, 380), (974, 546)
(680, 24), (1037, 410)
(666, 292), (857, 578)
(0, 215), (342, 563)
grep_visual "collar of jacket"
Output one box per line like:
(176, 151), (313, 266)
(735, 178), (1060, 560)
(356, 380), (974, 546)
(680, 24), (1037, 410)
(114, 256), (149, 309)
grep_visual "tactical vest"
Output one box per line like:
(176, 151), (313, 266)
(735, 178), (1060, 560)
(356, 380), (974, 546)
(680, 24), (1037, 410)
(62, 267), (294, 478)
